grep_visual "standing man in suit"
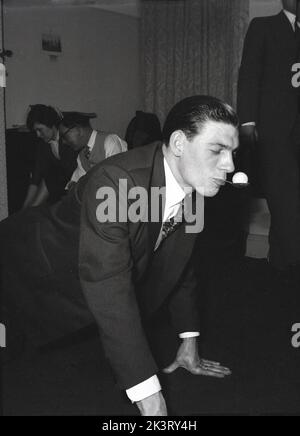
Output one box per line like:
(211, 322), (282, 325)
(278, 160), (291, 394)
(59, 112), (127, 187)
(238, 0), (300, 283)
(1, 95), (237, 415)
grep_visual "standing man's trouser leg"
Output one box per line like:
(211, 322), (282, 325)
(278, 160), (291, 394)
(259, 120), (300, 269)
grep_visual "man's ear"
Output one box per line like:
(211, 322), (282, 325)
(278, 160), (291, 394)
(169, 130), (186, 157)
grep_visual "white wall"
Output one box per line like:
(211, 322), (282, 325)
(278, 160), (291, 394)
(250, 0), (281, 19)
(4, 6), (140, 137)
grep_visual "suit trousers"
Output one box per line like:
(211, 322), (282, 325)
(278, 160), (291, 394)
(259, 116), (300, 269)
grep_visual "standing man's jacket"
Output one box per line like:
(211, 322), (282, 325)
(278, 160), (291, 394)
(237, 11), (300, 143)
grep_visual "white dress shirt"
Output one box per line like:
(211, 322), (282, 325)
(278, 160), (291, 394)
(242, 9), (299, 127)
(126, 158), (200, 403)
(70, 130), (127, 184)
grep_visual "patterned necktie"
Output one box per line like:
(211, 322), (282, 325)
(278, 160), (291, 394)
(155, 200), (184, 250)
(83, 146), (91, 160)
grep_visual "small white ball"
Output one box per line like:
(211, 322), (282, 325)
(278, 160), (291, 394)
(232, 172), (248, 184)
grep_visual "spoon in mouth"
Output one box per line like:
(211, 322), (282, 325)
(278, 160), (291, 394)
(217, 172), (250, 188)
(225, 180), (250, 188)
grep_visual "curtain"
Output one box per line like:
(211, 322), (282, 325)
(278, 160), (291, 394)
(140, 0), (249, 123)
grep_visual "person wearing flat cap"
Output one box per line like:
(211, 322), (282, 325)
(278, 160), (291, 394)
(59, 112), (127, 188)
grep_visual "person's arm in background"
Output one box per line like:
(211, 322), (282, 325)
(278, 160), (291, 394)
(22, 179), (49, 208)
(237, 18), (266, 145)
(23, 141), (50, 208)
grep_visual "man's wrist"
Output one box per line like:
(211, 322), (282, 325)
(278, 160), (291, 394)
(181, 336), (198, 344)
(136, 391), (167, 417)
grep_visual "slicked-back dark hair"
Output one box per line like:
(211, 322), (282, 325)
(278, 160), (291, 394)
(162, 95), (239, 146)
(26, 104), (63, 131)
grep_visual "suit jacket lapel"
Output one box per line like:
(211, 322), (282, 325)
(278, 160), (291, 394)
(138, 221), (198, 317)
(279, 10), (295, 36)
(277, 11), (298, 54)
(147, 145), (166, 255)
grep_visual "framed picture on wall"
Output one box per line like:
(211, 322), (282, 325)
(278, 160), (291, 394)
(41, 32), (62, 55)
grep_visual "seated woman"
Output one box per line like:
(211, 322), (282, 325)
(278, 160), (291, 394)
(23, 105), (78, 208)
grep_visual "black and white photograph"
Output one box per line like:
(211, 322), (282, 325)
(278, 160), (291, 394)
(0, 0), (300, 418)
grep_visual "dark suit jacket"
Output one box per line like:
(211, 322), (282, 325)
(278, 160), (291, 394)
(237, 11), (300, 145)
(78, 142), (201, 389)
(0, 142), (201, 391)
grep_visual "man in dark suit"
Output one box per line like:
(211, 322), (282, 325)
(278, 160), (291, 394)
(1, 96), (238, 415)
(238, 0), (300, 281)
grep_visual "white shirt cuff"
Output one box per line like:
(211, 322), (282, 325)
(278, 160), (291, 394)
(179, 331), (200, 339)
(242, 122), (256, 126)
(126, 375), (161, 403)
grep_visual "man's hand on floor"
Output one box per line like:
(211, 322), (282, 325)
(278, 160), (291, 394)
(136, 391), (168, 416)
(163, 337), (232, 378)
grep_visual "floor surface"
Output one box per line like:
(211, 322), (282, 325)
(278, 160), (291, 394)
(2, 257), (300, 416)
